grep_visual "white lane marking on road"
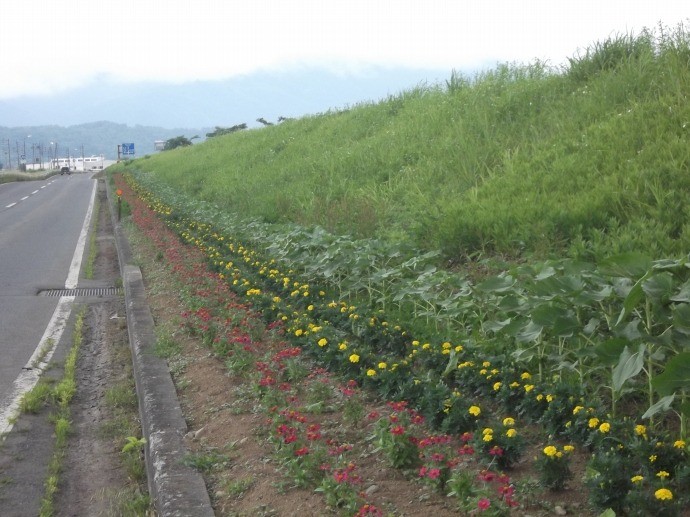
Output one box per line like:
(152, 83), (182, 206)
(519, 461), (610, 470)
(32, 190), (39, 194)
(20, 196), (29, 201)
(5, 203), (16, 208)
(0, 296), (75, 438)
(65, 179), (97, 289)
(41, 185), (47, 189)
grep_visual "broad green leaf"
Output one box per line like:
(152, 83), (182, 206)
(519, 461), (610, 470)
(498, 295), (525, 312)
(516, 321), (543, 343)
(652, 258), (684, 271)
(594, 338), (630, 366)
(652, 352), (690, 396)
(583, 317), (600, 335)
(553, 315), (580, 337)
(672, 304), (690, 336)
(670, 280), (690, 303)
(476, 275), (516, 293)
(599, 252), (652, 279)
(612, 344), (646, 392)
(615, 272), (652, 326)
(642, 273), (674, 305)
(641, 394), (675, 420)
(597, 510), (616, 517)
(531, 305), (567, 326)
(617, 319), (642, 341)
(484, 318), (512, 333)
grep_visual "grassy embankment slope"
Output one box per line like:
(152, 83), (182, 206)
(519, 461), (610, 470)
(121, 27), (690, 266)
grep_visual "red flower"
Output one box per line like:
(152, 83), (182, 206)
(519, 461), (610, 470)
(477, 498), (491, 510)
(294, 447), (309, 456)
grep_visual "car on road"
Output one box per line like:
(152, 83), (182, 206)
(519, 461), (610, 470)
(60, 166), (71, 175)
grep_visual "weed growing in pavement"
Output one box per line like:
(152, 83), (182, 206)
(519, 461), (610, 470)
(38, 309), (85, 516)
(18, 380), (54, 414)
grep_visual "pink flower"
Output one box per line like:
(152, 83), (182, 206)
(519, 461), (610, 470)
(427, 468), (442, 480)
(477, 498), (491, 510)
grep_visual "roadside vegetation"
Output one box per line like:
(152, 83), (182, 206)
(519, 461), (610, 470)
(111, 24), (690, 515)
(35, 310), (85, 516)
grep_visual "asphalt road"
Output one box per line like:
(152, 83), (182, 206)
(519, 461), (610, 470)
(0, 173), (96, 433)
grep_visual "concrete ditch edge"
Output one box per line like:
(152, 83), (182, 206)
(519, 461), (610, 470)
(105, 177), (214, 516)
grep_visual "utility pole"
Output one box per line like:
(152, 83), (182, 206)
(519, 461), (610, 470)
(7, 139), (11, 169)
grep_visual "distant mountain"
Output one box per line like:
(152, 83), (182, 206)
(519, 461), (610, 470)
(0, 121), (210, 163)
(0, 66), (454, 129)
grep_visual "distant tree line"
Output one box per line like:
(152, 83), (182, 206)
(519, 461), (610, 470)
(164, 117), (294, 150)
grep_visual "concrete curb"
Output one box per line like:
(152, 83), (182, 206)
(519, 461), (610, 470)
(106, 177), (214, 516)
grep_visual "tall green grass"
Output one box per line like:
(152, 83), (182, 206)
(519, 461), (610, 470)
(114, 23), (690, 263)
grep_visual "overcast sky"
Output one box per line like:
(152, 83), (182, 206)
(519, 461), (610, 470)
(2, 0), (687, 101)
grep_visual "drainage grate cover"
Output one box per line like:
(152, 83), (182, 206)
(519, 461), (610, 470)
(39, 287), (123, 297)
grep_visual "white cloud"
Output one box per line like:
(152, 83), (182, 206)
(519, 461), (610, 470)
(1, 0), (687, 98)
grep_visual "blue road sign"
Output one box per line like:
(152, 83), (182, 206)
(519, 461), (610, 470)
(122, 143), (135, 155)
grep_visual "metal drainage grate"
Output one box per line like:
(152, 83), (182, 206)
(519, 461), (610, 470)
(39, 287), (123, 297)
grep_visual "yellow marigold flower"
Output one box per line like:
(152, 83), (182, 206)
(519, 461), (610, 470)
(482, 427), (493, 435)
(468, 406), (481, 417)
(482, 361), (491, 368)
(536, 394), (544, 401)
(479, 369), (488, 375)
(506, 428), (517, 438)
(295, 329), (304, 337)
(649, 454), (657, 463)
(655, 488), (673, 501)
(349, 354), (360, 363)
(573, 405), (584, 415)
(657, 471), (670, 478)
(520, 372), (531, 380)
(563, 445), (575, 453)
(631, 475), (644, 484)
(599, 422), (611, 433)
(635, 424), (647, 437)
(543, 446), (558, 457)
(673, 440), (686, 449)
(378, 362), (387, 370)
(412, 340), (420, 346)
(272, 296), (281, 303)
(483, 433), (493, 442)
(502, 417), (515, 427)
(455, 345), (463, 352)
(588, 417), (600, 428)
(546, 394), (554, 403)
(366, 369), (376, 377)
(524, 384), (534, 392)
(307, 304), (314, 311)
(509, 381), (520, 388)
(422, 343), (431, 350)
(442, 342), (451, 349)
(318, 338), (328, 347)
(338, 343), (348, 351)
(493, 382), (502, 391)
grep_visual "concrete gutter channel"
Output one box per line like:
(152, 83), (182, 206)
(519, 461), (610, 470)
(106, 178), (215, 516)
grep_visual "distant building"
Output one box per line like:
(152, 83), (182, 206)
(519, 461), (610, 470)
(154, 140), (165, 151)
(47, 155), (106, 171)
